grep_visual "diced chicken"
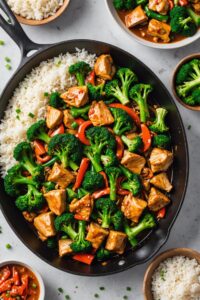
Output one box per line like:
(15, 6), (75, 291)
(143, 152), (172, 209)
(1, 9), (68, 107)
(121, 150), (146, 174)
(150, 172), (173, 192)
(46, 105), (63, 129)
(148, 187), (170, 211)
(48, 163), (75, 189)
(149, 148), (173, 173)
(105, 230), (127, 254)
(58, 239), (73, 257)
(193, 2), (200, 11)
(142, 179), (151, 192)
(88, 101), (114, 126)
(61, 86), (89, 107)
(37, 231), (48, 241)
(69, 194), (93, 221)
(121, 194), (147, 223)
(147, 19), (171, 43)
(149, 0), (169, 15)
(44, 189), (67, 216)
(22, 211), (36, 223)
(94, 54), (116, 80)
(34, 212), (56, 238)
(125, 6), (148, 28)
(63, 110), (75, 129)
(86, 222), (109, 249)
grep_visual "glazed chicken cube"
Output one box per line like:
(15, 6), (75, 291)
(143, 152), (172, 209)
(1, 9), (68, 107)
(86, 222), (109, 249)
(22, 211), (36, 223)
(125, 6), (148, 28)
(69, 194), (93, 221)
(150, 172), (173, 192)
(46, 105), (63, 129)
(147, 19), (171, 43)
(63, 110), (75, 129)
(48, 162), (75, 189)
(94, 54), (116, 80)
(105, 230), (127, 254)
(34, 212), (56, 238)
(61, 86), (89, 107)
(44, 189), (66, 216)
(148, 187), (170, 211)
(121, 150), (146, 174)
(149, 0), (169, 15)
(88, 101), (114, 126)
(58, 239), (73, 257)
(121, 193), (147, 223)
(149, 148), (173, 173)
(193, 2), (200, 11)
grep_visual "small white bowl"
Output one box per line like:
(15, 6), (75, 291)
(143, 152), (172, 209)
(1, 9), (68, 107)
(0, 260), (45, 300)
(105, 0), (200, 49)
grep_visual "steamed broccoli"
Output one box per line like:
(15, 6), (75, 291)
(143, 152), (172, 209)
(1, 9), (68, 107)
(48, 91), (65, 109)
(124, 213), (156, 247)
(121, 173), (142, 196)
(54, 213), (77, 240)
(119, 165), (134, 180)
(15, 184), (44, 212)
(129, 84), (153, 123)
(111, 210), (124, 230)
(153, 134), (171, 149)
(187, 7), (200, 26)
(96, 247), (111, 261)
(87, 83), (105, 100)
(70, 104), (90, 120)
(149, 108), (169, 133)
(77, 188), (89, 199)
(184, 88), (200, 106)
(116, 67), (138, 98)
(27, 120), (51, 144)
(105, 166), (121, 201)
(113, 0), (135, 10)
(43, 182), (56, 193)
(101, 148), (119, 167)
(95, 197), (118, 228)
(82, 170), (104, 192)
(110, 107), (134, 136)
(121, 135), (143, 153)
(105, 80), (130, 105)
(66, 188), (78, 201)
(69, 61), (91, 86)
(70, 221), (92, 253)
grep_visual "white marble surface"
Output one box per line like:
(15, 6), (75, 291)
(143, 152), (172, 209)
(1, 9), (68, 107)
(0, 1), (200, 299)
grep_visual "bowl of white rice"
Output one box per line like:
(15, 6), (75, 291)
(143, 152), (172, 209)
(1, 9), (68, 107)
(6, 0), (70, 25)
(143, 248), (200, 300)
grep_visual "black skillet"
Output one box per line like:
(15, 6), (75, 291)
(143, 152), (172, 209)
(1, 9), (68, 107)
(0, 0), (188, 276)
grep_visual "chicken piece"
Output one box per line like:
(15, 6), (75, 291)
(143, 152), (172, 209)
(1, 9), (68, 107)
(44, 189), (67, 216)
(46, 105), (63, 129)
(148, 187), (170, 211)
(125, 6), (148, 28)
(69, 194), (93, 221)
(34, 212), (56, 238)
(58, 239), (73, 257)
(105, 231), (127, 254)
(37, 231), (48, 241)
(22, 211), (36, 223)
(48, 163), (75, 189)
(63, 110), (75, 129)
(86, 222), (109, 249)
(150, 172), (173, 192)
(61, 86), (89, 107)
(121, 150), (146, 174)
(193, 2), (200, 11)
(149, 148), (173, 173)
(88, 101), (114, 126)
(147, 19), (171, 43)
(94, 54), (116, 80)
(149, 0), (169, 15)
(121, 194), (147, 223)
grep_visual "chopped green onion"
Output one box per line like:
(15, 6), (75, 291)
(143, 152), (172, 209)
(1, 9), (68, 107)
(44, 92), (49, 97)
(16, 115), (20, 120)
(71, 121), (78, 129)
(5, 57), (11, 63)
(0, 226), (2, 233)
(99, 287), (105, 291)
(123, 296), (128, 300)
(58, 287), (64, 293)
(28, 112), (35, 118)
(5, 64), (12, 70)
(94, 294), (99, 298)
(32, 283), (37, 289)
(65, 296), (70, 300)
(188, 125), (191, 130)
(126, 287), (131, 291)
(6, 243), (12, 249)
(16, 108), (21, 114)
(0, 40), (5, 46)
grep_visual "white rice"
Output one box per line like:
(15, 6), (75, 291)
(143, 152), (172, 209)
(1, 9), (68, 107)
(0, 49), (96, 177)
(7, 0), (64, 20)
(152, 255), (200, 300)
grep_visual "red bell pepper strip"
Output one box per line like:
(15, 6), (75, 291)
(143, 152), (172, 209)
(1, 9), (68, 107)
(49, 123), (65, 137)
(92, 187), (110, 199)
(157, 207), (166, 219)
(141, 124), (151, 152)
(99, 171), (109, 188)
(73, 253), (95, 265)
(73, 158), (90, 190)
(33, 140), (51, 163)
(168, 0), (174, 9)
(109, 103), (141, 127)
(77, 121), (92, 145)
(74, 214), (87, 221)
(12, 267), (20, 286)
(116, 136), (124, 160)
(0, 267), (11, 285)
(85, 70), (95, 85)
(74, 118), (85, 125)
(116, 177), (130, 195)
(179, 0), (188, 5)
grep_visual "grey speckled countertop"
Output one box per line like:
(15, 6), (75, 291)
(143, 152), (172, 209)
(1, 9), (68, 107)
(0, 1), (200, 299)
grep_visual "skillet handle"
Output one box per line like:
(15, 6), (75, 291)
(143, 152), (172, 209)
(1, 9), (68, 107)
(0, 0), (46, 64)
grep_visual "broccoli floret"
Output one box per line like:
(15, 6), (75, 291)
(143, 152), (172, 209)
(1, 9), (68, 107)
(149, 108), (169, 133)
(13, 142), (43, 179)
(15, 184), (44, 212)
(46, 237), (57, 249)
(116, 67), (138, 99)
(187, 7), (200, 26)
(121, 173), (142, 196)
(70, 221), (92, 253)
(121, 135), (143, 153)
(153, 134), (171, 149)
(113, 0), (135, 10)
(176, 62), (194, 85)
(135, 0), (147, 5)
(105, 166), (121, 201)
(54, 213), (77, 240)
(96, 247), (111, 261)
(95, 197), (118, 228)
(87, 83), (105, 100)
(66, 188), (78, 201)
(48, 91), (65, 108)
(184, 88), (200, 106)
(77, 188), (90, 199)
(70, 104), (90, 120)
(101, 148), (118, 167)
(43, 182), (56, 193)
(105, 80), (130, 105)
(48, 133), (82, 170)
(27, 120), (51, 144)
(110, 107), (134, 136)
(176, 59), (200, 98)
(68, 61), (91, 86)
(119, 165), (134, 180)
(82, 170), (104, 192)
(112, 210), (124, 230)
(124, 213), (156, 247)
(129, 84), (153, 123)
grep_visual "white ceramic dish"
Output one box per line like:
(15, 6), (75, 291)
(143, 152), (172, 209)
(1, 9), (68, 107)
(105, 0), (200, 49)
(0, 260), (45, 300)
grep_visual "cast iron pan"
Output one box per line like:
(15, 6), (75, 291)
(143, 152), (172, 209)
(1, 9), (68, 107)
(0, 0), (188, 276)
